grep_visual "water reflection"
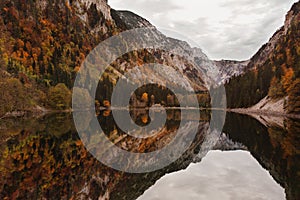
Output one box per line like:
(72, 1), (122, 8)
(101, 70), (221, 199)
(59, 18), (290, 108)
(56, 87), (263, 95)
(223, 113), (300, 200)
(138, 151), (285, 200)
(0, 111), (298, 199)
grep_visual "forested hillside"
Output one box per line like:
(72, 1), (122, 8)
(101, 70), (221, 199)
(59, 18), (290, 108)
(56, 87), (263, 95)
(225, 1), (300, 114)
(0, 0), (214, 117)
(0, 0), (123, 116)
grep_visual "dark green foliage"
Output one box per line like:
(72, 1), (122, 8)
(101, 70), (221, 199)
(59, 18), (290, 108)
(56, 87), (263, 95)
(225, 65), (273, 108)
(47, 83), (71, 110)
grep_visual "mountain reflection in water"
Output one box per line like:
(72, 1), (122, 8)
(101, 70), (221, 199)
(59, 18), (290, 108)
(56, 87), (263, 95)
(0, 110), (299, 200)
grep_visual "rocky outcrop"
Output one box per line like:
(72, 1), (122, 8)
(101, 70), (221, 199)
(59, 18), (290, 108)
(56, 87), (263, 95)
(214, 60), (250, 84)
(111, 10), (153, 29)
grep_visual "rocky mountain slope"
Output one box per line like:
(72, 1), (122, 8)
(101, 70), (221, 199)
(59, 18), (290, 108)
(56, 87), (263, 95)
(225, 1), (300, 114)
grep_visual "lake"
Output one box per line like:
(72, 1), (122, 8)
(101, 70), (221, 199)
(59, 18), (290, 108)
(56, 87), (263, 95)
(0, 110), (299, 200)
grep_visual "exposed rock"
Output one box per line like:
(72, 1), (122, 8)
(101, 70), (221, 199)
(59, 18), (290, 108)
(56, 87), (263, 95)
(111, 10), (153, 29)
(214, 60), (250, 84)
(251, 96), (286, 114)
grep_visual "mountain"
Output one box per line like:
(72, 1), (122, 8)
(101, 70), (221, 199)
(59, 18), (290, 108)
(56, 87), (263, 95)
(225, 1), (300, 114)
(0, 0), (230, 116)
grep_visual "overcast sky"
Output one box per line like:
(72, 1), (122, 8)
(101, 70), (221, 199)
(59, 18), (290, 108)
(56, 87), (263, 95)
(109, 0), (297, 60)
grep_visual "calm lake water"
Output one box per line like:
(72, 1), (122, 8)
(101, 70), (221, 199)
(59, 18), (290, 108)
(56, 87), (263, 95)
(0, 110), (299, 200)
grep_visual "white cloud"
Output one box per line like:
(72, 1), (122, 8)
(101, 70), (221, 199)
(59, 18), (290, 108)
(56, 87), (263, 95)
(109, 0), (297, 60)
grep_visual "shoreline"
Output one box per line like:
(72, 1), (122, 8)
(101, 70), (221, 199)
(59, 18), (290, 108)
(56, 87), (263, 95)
(227, 108), (300, 120)
(0, 106), (72, 119)
(1, 106), (300, 120)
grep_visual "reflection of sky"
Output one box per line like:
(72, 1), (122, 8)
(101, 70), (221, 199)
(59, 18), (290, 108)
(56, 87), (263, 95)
(137, 150), (285, 200)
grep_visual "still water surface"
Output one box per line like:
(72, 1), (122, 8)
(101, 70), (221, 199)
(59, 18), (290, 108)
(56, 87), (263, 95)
(138, 150), (285, 200)
(0, 110), (299, 199)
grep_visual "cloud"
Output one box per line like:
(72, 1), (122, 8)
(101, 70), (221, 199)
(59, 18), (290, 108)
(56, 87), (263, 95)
(213, 0), (295, 60)
(109, 0), (298, 60)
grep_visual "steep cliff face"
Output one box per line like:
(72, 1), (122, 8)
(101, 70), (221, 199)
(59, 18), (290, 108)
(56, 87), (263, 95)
(70, 0), (113, 33)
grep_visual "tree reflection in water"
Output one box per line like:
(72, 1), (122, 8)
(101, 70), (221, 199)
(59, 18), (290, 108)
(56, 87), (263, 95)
(0, 111), (298, 200)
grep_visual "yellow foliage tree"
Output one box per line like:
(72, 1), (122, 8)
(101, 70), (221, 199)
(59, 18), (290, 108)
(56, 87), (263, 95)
(141, 93), (149, 103)
(281, 67), (294, 91)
